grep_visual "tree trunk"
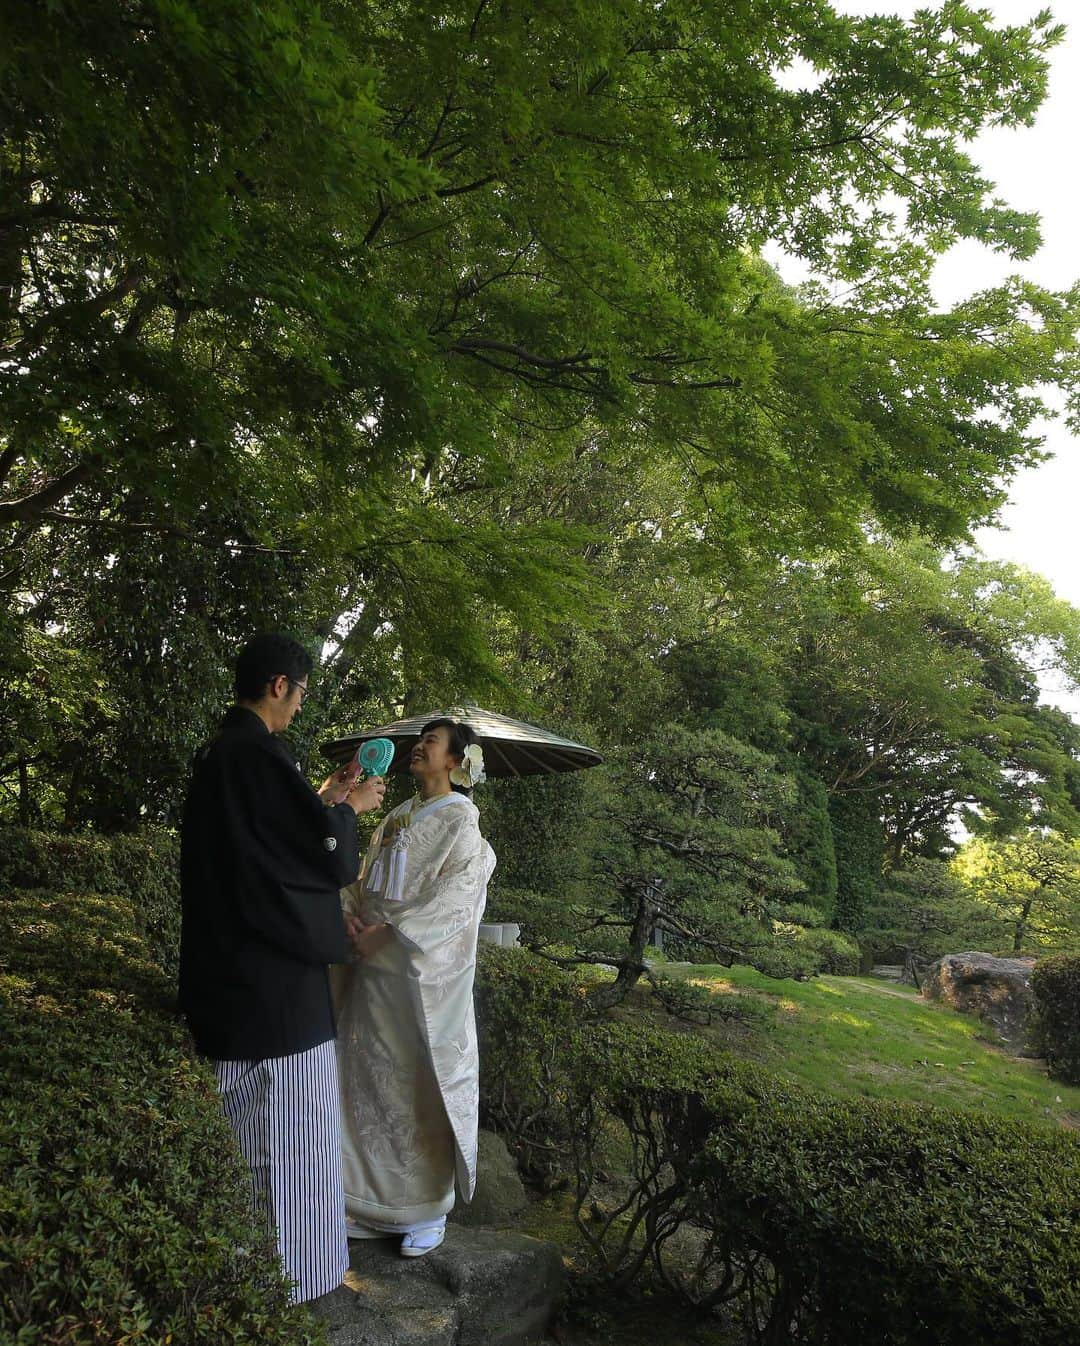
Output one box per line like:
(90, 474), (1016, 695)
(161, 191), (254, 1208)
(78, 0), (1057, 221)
(586, 886), (654, 1011)
(17, 755), (31, 827)
(1012, 897), (1034, 955)
(902, 946), (926, 989)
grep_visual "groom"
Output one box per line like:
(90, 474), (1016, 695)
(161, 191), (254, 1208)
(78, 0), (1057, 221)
(179, 632), (385, 1303)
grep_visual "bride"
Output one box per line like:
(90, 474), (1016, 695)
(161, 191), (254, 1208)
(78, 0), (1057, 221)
(335, 718), (495, 1256)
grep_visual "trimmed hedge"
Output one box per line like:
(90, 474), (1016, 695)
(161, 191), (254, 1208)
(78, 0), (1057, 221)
(475, 943), (585, 1181)
(0, 885), (324, 1345)
(585, 1024), (1080, 1345)
(767, 925), (861, 979)
(1032, 955), (1080, 1085)
(476, 947), (1080, 1346)
(0, 826), (179, 974)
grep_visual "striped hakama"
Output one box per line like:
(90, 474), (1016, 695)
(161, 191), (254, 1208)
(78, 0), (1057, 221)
(214, 1039), (348, 1303)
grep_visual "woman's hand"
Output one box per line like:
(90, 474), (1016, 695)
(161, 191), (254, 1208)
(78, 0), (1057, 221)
(345, 917), (394, 961)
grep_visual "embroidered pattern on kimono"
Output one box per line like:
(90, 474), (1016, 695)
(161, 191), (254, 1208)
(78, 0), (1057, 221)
(335, 794), (495, 1225)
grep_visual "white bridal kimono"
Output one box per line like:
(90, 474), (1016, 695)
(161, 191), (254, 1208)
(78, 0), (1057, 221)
(336, 792), (496, 1229)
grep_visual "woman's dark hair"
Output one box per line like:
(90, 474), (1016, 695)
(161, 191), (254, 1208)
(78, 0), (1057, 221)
(421, 718), (479, 795)
(234, 632), (313, 701)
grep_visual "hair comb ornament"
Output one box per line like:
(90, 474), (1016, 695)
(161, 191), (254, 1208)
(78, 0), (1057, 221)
(449, 742), (486, 788)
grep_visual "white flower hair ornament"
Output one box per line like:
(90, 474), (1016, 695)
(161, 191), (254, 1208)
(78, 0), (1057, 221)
(449, 743), (486, 788)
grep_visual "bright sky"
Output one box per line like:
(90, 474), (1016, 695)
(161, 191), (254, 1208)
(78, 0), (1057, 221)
(773, 1), (1080, 718)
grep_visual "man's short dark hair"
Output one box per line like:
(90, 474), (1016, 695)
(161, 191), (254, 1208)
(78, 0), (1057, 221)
(235, 633), (313, 701)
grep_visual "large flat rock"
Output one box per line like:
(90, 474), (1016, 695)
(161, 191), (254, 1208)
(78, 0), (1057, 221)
(923, 950), (1038, 1054)
(311, 1226), (565, 1346)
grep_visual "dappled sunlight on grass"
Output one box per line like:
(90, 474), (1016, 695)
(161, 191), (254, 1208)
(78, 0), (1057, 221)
(663, 961), (1080, 1130)
(688, 975), (736, 994)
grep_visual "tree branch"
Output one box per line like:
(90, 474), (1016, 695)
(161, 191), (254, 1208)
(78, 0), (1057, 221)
(628, 370), (740, 390)
(0, 461), (96, 524)
(33, 510), (299, 554)
(9, 269), (143, 358)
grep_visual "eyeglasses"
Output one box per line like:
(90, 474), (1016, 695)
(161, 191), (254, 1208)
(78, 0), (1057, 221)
(269, 676), (311, 704)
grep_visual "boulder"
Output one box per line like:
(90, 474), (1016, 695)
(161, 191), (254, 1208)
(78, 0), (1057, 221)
(449, 1129), (529, 1229)
(311, 1226), (565, 1346)
(922, 951), (1038, 1055)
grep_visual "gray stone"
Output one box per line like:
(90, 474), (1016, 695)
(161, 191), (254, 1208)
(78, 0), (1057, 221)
(449, 1129), (528, 1229)
(478, 922), (522, 948)
(310, 1225), (565, 1346)
(922, 951), (1038, 1055)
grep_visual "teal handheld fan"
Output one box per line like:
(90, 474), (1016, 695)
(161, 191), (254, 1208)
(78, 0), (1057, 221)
(354, 737), (396, 777)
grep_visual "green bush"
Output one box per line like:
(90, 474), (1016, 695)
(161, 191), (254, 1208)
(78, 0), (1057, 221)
(797, 926), (860, 975)
(0, 826), (179, 974)
(645, 971), (769, 1026)
(0, 886), (324, 1345)
(747, 938), (820, 981)
(1032, 955), (1080, 1085)
(475, 943), (585, 1180)
(475, 949), (1080, 1345)
(763, 923), (859, 978)
(573, 1022), (1080, 1345)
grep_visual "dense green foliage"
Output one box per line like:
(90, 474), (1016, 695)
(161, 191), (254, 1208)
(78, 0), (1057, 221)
(477, 532), (1080, 989)
(0, 825), (180, 973)
(0, 884), (324, 1345)
(862, 857), (1004, 970)
(4, 0), (1080, 981)
(954, 832), (1080, 956)
(5, 4), (1080, 1335)
(5, 0), (1080, 836)
(828, 790), (881, 935)
(779, 924), (861, 977)
(477, 948), (1080, 1345)
(475, 943), (587, 1181)
(780, 767), (839, 916)
(1032, 955), (1080, 1086)
(784, 542), (1080, 858)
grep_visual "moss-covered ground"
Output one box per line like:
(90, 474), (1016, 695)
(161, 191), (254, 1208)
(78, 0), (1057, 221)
(649, 962), (1080, 1130)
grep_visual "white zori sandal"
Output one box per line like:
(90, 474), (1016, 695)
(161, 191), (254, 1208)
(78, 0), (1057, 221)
(399, 1223), (446, 1258)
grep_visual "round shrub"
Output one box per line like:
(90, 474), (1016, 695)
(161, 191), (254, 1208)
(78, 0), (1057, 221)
(476, 948), (1080, 1345)
(799, 926), (860, 975)
(572, 1020), (1080, 1345)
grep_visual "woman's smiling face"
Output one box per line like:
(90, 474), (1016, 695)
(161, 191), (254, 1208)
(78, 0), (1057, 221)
(409, 725), (460, 778)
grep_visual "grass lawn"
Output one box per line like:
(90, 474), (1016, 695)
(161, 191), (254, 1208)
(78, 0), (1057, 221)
(660, 963), (1080, 1130)
(514, 962), (1080, 1344)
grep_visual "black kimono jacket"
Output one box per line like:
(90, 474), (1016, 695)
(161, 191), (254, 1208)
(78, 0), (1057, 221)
(179, 706), (361, 1060)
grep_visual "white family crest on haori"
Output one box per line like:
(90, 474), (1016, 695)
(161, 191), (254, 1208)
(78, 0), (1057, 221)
(334, 791), (496, 1229)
